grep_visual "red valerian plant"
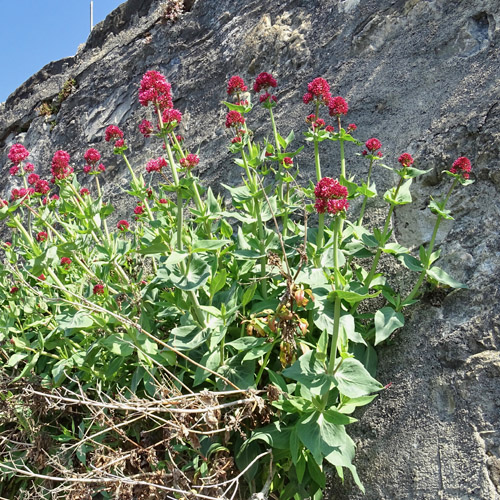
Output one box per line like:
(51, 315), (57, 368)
(0, 69), (474, 500)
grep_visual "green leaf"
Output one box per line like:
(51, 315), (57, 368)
(384, 178), (413, 205)
(192, 239), (232, 252)
(241, 282), (258, 307)
(338, 394), (378, 414)
(426, 266), (467, 288)
(248, 421), (292, 450)
(401, 166), (431, 178)
(56, 309), (94, 331)
(335, 358), (382, 398)
(397, 253), (424, 272)
(100, 334), (135, 356)
(168, 255), (211, 291)
(194, 350), (220, 386)
(217, 353), (255, 390)
(340, 314), (366, 346)
(374, 307), (405, 345)
(283, 351), (334, 396)
(429, 199), (454, 220)
(210, 269), (227, 296)
(168, 324), (208, 350)
(329, 289), (380, 305)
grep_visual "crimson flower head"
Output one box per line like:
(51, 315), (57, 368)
(314, 177), (349, 215)
(51, 150), (73, 181)
(179, 153), (200, 170)
(37, 274), (46, 281)
(303, 77), (331, 105)
(254, 72), (277, 93)
(146, 157), (168, 173)
(8, 144), (29, 164)
(365, 138), (382, 153)
(139, 70), (173, 110)
(347, 123), (357, 134)
(117, 220), (129, 231)
(84, 148), (101, 165)
(328, 96), (349, 116)
(134, 205), (144, 215)
(36, 231), (48, 242)
(60, 257), (72, 269)
(139, 119), (154, 138)
(105, 125), (124, 143)
(10, 286), (19, 294)
(27, 173), (40, 185)
(450, 156), (472, 179)
(227, 76), (247, 96)
(9, 166), (19, 176)
(35, 179), (50, 195)
(225, 110), (245, 128)
(325, 125), (335, 133)
(259, 92), (277, 105)
(398, 153), (414, 168)
(161, 108), (182, 128)
(80, 188), (90, 196)
(283, 157), (293, 167)
(93, 283), (105, 295)
(24, 163), (35, 172)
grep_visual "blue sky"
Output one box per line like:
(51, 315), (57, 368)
(0, 0), (125, 103)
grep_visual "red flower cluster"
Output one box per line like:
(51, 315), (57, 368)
(365, 138), (382, 152)
(35, 179), (50, 194)
(51, 150), (74, 181)
(84, 148), (100, 164)
(25, 163), (35, 172)
(139, 119), (154, 138)
(8, 144), (30, 164)
(27, 173), (40, 185)
(303, 77), (331, 105)
(36, 231), (48, 242)
(11, 187), (34, 201)
(60, 257), (72, 269)
(314, 177), (349, 215)
(80, 188), (90, 196)
(179, 153), (200, 170)
(227, 76), (247, 96)
(450, 156), (472, 179)
(161, 108), (182, 130)
(328, 96), (349, 116)
(306, 114), (325, 130)
(105, 125), (124, 146)
(347, 123), (357, 134)
(325, 125), (335, 133)
(134, 204), (144, 216)
(93, 284), (105, 295)
(398, 153), (414, 168)
(9, 166), (19, 176)
(139, 70), (173, 110)
(117, 220), (129, 231)
(225, 110), (245, 128)
(254, 72), (277, 93)
(283, 157), (293, 167)
(146, 157), (168, 173)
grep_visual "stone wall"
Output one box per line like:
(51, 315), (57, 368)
(1, 0), (499, 498)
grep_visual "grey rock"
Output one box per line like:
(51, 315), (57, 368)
(1, 0), (499, 498)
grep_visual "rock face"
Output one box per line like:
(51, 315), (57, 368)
(1, 0), (499, 498)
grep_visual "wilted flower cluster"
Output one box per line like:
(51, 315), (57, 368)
(314, 177), (349, 215)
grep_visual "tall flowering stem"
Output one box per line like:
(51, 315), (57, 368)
(402, 161), (469, 308)
(327, 216), (343, 375)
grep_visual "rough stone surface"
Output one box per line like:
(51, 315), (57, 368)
(1, 0), (499, 498)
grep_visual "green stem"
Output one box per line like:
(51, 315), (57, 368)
(315, 213), (325, 266)
(121, 153), (139, 185)
(11, 216), (38, 254)
(327, 217), (342, 375)
(357, 159), (374, 225)
(254, 342), (276, 387)
(95, 176), (111, 245)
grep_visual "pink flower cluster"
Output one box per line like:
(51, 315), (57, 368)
(254, 72), (278, 106)
(60, 257), (72, 269)
(105, 125), (125, 149)
(93, 284), (105, 295)
(179, 153), (200, 170)
(306, 114), (326, 130)
(227, 76), (247, 96)
(146, 157), (168, 173)
(162, 108), (182, 129)
(83, 148), (105, 174)
(225, 110), (245, 128)
(139, 70), (173, 110)
(117, 220), (129, 231)
(314, 177), (349, 215)
(362, 138), (383, 157)
(11, 187), (34, 201)
(303, 77), (331, 105)
(328, 96), (349, 117)
(139, 119), (154, 138)
(398, 153), (414, 168)
(51, 150), (74, 181)
(450, 156), (472, 179)
(8, 144), (30, 164)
